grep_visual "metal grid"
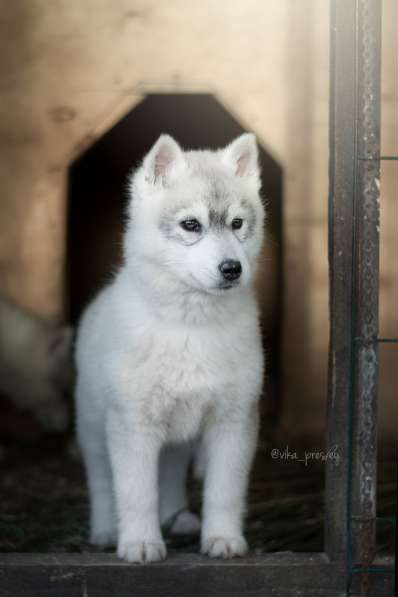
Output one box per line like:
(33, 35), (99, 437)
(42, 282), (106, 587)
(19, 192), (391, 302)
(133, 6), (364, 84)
(0, 1), (395, 595)
(327, 0), (395, 594)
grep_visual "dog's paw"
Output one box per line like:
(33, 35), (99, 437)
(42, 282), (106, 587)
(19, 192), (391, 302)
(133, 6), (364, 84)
(117, 540), (167, 564)
(89, 530), (117, 548)
(170, 511), (201, 535)
(201, 536), (248, 559)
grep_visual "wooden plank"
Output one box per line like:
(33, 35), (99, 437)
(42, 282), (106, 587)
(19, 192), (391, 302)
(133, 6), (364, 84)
(0, 553), (393, 596)
(0, 553), (347, 597)
(325, 0), (357, 565)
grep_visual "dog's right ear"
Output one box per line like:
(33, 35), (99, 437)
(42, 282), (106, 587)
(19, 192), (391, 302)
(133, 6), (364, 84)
(143, 135), (185, 185)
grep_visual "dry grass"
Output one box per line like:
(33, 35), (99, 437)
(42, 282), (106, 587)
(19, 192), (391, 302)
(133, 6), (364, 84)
(0, 437), (395, 555)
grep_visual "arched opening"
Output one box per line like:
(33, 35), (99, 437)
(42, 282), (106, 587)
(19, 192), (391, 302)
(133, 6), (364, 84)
(66, 94), (283, 423)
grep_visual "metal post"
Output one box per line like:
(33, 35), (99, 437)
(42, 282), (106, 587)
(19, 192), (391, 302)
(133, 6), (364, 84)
(350, 0), (381, 585)
(326, 0), (358, 566)
(327, 1), (381, 595)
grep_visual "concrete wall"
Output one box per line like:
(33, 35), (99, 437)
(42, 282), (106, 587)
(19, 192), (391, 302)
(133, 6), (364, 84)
(0, 0), (396, 440)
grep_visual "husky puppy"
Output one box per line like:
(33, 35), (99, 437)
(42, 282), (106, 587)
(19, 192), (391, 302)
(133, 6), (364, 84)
(0, 295), (72, 431)
(75, 133), (265, 563)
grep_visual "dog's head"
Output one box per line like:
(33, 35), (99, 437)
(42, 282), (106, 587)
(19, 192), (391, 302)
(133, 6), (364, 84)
(126, 134), (265, 295)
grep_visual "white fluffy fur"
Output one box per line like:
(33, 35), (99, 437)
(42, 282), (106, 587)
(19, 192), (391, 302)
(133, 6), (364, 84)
(75, 133), (265, 563)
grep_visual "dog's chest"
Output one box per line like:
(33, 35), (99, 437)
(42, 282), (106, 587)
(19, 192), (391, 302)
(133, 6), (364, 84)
(134, 325), (238, 440)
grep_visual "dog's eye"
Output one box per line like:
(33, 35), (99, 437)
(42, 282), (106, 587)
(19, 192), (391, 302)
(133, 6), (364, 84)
(231, 218), (243, 230)
(180, 219), (202, 233)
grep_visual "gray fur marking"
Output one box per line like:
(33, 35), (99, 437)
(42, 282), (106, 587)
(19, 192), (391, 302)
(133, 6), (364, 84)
(240, 199), (257, 237)
(159, 207), (201, 246)
(208, 208), (227, 231)
(158, 178), (257, 242)
(159, 202), (191, 240)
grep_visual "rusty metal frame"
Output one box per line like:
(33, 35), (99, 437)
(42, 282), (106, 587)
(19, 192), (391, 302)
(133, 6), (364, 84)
(349, 0), (382, 583)
(327, 0), (394, 595)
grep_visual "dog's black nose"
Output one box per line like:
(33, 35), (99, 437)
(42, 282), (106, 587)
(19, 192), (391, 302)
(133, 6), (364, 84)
(218, 259), (242, 281)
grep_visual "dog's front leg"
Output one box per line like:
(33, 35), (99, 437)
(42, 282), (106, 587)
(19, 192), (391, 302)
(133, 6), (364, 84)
(201, 406), (258, 558)
(106, 408), (165, 563)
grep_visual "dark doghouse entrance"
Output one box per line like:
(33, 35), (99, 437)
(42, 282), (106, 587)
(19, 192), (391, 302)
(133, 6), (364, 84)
(64, 94), (336, 554)
(66, 93), (283, 422)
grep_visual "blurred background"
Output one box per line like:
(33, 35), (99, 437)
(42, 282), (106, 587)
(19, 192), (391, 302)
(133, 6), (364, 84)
(0, 0), (396, 554)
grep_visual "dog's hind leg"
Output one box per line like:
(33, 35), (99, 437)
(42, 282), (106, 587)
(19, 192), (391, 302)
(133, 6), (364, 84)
(159, 443), (201, 534)
(79, 424), (117, 547)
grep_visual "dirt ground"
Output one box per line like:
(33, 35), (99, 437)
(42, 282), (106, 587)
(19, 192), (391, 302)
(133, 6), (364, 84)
(0, 429), (395, 556)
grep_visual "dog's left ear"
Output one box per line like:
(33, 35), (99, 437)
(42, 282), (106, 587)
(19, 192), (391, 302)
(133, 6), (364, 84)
(221, 133), (259, 178)
(143, 134), (185, 185)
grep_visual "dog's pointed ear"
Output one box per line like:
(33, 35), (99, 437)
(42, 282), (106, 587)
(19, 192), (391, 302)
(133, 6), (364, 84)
(221, 133), (259, 178)
(143, 134), (185, 185)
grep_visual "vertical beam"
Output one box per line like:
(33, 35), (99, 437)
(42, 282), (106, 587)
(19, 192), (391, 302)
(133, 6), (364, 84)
(326, 0), (357, 566)
(326, 1), (381, 594)
(350, 0), (381, 580)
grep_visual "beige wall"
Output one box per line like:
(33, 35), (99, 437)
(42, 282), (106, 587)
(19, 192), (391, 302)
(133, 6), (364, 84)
(0, 0), (396, 439)
(379, 0), (398, 441)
